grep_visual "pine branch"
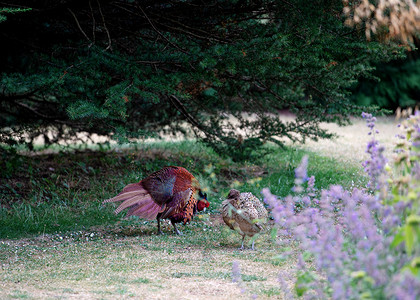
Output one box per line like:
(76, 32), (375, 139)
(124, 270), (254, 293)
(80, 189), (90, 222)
(68, 8), (93, 45)
(167, 95), (215, 138)
(0, 90), (40, 101)
(96, 0), (111, 50)
(89, 0), (96, 44)
(137, 4), (189, 55)
(15, 101), (60, 120)
(148, 12), (229, 44)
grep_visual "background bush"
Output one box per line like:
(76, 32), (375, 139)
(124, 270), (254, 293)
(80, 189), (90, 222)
(352, 54), (420, 110)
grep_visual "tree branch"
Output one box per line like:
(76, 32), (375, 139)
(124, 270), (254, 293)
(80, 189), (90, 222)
(137, 5), (189, 55)
(15, 101), (60, 120)
(0, 89), (39, 101)
(167, 95), (215, 138)
(96, 0), (112, 50)
(68, 8), (92, 45)
(89, 0), (96, 44)
(149, 12), (228, 44)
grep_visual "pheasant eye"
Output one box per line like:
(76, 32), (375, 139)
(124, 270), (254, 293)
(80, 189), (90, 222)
(199, 190), (207, 200)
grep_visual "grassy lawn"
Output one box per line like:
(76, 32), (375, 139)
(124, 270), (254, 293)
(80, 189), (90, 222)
(0, 141), (366, 299)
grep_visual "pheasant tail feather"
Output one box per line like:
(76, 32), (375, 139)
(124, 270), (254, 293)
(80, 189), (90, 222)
(103, 183), (161, 220)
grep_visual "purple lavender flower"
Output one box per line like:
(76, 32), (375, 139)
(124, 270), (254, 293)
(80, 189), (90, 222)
(263, 155), (415, 299)
(413, 162), (420, 181)
(232, 261), (241, 283)
(277, 271), (295, 299)
(232, 261), (256, 297)
(361, 113), (388, 191)
(295, 155), (308, 182)
(307, 176), (315, 192)
(293, 156), (309, 194)
(260, 113), (420, 299)
(386, 272), (420, 300)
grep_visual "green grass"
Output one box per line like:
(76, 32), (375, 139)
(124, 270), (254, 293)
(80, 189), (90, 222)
(1, 141), (365, 239)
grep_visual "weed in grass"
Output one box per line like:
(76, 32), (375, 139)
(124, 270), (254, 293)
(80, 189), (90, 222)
(116, 286), (128, 295)
(91, 289), (115, 296)
(105, 275), (128, 285)
(242, 274), (267, 282)
(261, 287), (283, 297)
(199, 271), (230, 280)
(130, 277), (151, 284)
(9, 290), (31, 299)
(172, 272), (195, 278)
(270, 257), (287, 267)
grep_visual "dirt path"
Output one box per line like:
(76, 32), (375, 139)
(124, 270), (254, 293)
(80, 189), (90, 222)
(294, 116), (400, 166)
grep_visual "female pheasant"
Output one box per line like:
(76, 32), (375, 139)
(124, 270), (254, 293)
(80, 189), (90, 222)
(221, 189), (268, 250)
(103, 166), (209, 235)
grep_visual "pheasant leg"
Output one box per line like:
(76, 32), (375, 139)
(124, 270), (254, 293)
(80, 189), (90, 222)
(171, 220), (183, 235)
(157, 217), (163, 235)
(240, 235), (245, 250)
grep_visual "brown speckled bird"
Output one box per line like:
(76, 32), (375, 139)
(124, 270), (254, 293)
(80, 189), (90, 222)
(103, 166), (209, 235)
(221, 189), (268, 250)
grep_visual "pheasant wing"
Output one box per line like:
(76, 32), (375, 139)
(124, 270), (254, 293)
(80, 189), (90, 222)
(142, 170), (176, 206)
(160, 188), (192, 219)
(222, 201), (239, 231)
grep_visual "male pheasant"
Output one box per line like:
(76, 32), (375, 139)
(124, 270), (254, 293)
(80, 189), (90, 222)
(221, 189), (268, 250)
(103, 166), (209, 235)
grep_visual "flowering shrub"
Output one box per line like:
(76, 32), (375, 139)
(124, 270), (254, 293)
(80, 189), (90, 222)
(263, 112), (420, 299)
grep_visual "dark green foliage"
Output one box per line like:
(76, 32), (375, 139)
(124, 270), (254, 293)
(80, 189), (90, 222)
(0, 7), (31, 23)
(0, 1), (403, 158)
(353, 56), (420, 110)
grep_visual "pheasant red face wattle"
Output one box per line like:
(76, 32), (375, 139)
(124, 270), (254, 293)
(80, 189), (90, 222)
(197, 200), (210, 212)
